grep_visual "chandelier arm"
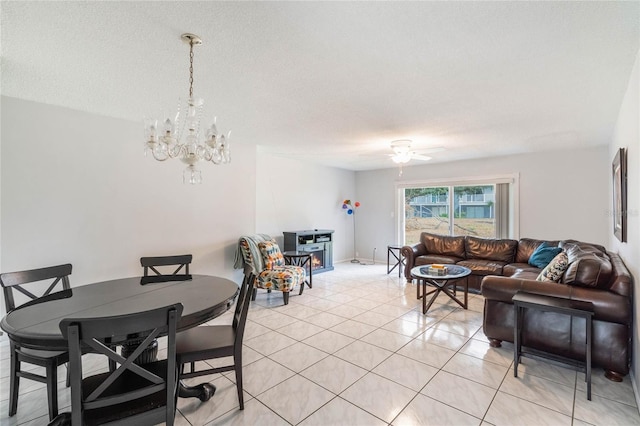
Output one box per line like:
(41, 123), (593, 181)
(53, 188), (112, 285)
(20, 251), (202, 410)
(167, 144), (185, 159)
(194, 145), (207, 160)
(152, 151), (169, 162)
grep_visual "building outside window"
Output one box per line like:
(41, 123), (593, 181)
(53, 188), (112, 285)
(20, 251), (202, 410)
(398, 176), (517, 246)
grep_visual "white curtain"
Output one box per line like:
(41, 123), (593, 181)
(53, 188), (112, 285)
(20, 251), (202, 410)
(495, 183), (510, 239)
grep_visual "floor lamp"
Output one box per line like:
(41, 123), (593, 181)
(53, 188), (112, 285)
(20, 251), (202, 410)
(342, 199), (360, 263)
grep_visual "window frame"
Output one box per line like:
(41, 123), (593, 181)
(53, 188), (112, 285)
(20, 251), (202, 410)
(395, 174), (520, 244)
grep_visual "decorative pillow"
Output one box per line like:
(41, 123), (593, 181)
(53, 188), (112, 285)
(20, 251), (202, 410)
(258, 240), (285, 269)
(528, 242), (563, 269)
(561, 243), (612, 288)
(536, 252), (569, 282)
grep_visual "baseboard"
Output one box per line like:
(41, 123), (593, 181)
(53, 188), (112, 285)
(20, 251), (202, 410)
(631, 369), (640, 409)
(335, 258), (378, 265)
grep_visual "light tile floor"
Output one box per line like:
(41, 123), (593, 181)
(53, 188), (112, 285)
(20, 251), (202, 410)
(1, 262), (639, 425)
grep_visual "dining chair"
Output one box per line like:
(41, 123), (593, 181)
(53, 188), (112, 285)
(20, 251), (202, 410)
(56, 303), (183, 426)
(140, 254), (193, 284)
(0, 263), (73, 420)
(175, 274), (252, 409)
(236, 235), (305, 305)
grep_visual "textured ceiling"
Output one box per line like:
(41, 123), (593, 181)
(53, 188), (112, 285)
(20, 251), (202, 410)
(2, 1), (639, 171)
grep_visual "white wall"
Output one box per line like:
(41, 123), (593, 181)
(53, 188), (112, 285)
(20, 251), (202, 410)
(355, 146), (609, 262)
(255, 150), (356, 262)
(0, 98), (357, 318)
(609, 49), (640, 401)
(0, 96), (256, 318)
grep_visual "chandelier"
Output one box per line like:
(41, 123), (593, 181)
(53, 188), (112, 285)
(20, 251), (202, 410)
(144, 33), (230, 184)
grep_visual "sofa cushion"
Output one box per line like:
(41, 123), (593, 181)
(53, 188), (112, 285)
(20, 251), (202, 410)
(503, 263), (542, 277)
(561, 243), (613, 288)
(560, 240), (607, 255)
(420, 232), (466, 258)
(536, 252), (569, 282)
(528, 242), (563, 269)
(509, 270), (540, 280)
(515, 238), (560, 263)
(456, 259), (506, 276)
(465, 236), (517, 262)
(414, 255), (463, 267)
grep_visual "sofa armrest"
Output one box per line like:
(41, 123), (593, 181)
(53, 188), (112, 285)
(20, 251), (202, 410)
(401, 243), (428, 281)
(481, 275), (572, 302)
(481, 275), (631, 325)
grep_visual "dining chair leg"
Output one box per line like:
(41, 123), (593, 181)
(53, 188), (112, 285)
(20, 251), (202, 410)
(283, 292), (289, 305)
(251, 288), (257, 301)
(47, 412), (71, 426)
(234, 357), (244, 410)
(9, 348), (19, 416)
(46, 363), (59, 420)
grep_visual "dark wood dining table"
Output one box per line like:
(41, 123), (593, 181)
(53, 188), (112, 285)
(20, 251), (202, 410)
(0, 274), (239, 401)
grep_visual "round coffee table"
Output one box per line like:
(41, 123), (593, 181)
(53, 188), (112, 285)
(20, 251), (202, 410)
(411, 264), (471, 314)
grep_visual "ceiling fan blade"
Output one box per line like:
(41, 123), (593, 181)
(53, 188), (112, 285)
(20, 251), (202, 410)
(415, 147), (445, 155)
(412, 154), (432, 161)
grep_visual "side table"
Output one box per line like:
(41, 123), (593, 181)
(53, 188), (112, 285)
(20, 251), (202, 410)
(387, 245), (404, 277)
(282, 251), (313, 295)
(512, 292), (594, 400)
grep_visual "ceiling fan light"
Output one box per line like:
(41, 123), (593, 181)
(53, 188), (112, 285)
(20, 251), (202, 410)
(391, 153), (411, 164)
(390, 139), (412, 155)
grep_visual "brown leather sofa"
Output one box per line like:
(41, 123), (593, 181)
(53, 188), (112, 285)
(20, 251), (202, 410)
(402, 233), (522, 292)
(401, 233), (632, 380)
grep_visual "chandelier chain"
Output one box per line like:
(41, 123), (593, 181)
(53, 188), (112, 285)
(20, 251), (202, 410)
(188, 41), (194, 99)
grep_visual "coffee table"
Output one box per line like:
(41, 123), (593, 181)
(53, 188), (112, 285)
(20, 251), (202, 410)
(411, 264), (471, 314)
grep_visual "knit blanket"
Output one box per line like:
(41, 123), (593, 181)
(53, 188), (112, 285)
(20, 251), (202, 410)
(233, 234), (274, 275)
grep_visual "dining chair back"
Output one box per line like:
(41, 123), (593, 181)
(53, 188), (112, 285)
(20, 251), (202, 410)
(175, 274), (252, 409)
(1, 263), (72, 312)
(141, 254), (192, 277)
(0, 264), (73, 420)
(59, 303), (183, 426)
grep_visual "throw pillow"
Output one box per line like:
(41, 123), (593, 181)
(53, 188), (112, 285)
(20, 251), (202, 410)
(528, 242), (563, 269)
(536, 251), (569, 283)
(258, 240), (285, 269)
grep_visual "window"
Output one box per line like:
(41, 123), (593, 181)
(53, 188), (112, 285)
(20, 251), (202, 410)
(397, 175), (518, 246)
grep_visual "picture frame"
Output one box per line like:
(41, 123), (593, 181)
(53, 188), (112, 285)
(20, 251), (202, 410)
(612, 147), (627, 242)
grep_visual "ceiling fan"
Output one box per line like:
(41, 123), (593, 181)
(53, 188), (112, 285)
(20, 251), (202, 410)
(389, 140), (442, 164)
